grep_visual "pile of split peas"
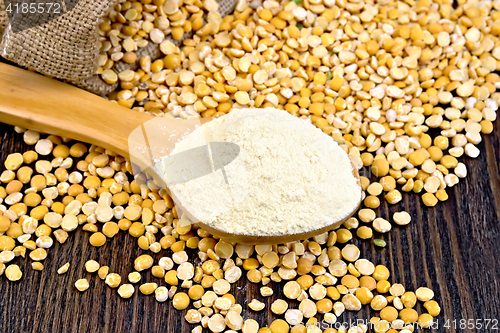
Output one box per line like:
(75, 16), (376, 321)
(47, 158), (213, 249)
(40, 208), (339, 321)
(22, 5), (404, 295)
(2, 0), (500, 331)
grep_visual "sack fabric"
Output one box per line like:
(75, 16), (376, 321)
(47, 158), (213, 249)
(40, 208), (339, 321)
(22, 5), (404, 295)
(0, 1), (8, 36)
(0, 0), (238, 96)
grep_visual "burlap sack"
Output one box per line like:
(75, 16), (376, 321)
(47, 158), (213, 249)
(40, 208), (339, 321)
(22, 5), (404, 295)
(0, 1), (5, 35)
(0, 1), (8, 35)
(0, 0), (238, 96)
(0, 0), (116, 94)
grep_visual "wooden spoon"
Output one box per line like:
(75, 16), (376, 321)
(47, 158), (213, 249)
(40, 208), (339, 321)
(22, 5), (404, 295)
(0, 63), (361, 244)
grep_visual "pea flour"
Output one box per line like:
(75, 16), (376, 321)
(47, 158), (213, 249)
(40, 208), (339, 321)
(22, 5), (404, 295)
(165, 108), (361, 236)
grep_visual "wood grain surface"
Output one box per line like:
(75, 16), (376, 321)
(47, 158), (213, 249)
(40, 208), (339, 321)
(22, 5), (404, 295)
(0, 115), (499, 333)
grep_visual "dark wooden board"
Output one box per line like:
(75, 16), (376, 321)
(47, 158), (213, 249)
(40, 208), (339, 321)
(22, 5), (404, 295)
(0, 115), (499, 333)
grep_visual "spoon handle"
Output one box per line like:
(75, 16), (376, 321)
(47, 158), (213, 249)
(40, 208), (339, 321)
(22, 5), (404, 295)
(0, 63), (153, 158)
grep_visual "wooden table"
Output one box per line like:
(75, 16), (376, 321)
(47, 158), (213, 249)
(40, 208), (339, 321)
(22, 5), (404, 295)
(0, 118), (499, 333)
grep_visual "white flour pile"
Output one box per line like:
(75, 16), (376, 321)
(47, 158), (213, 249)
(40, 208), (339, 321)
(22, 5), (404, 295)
(165, 108), (361, 236)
